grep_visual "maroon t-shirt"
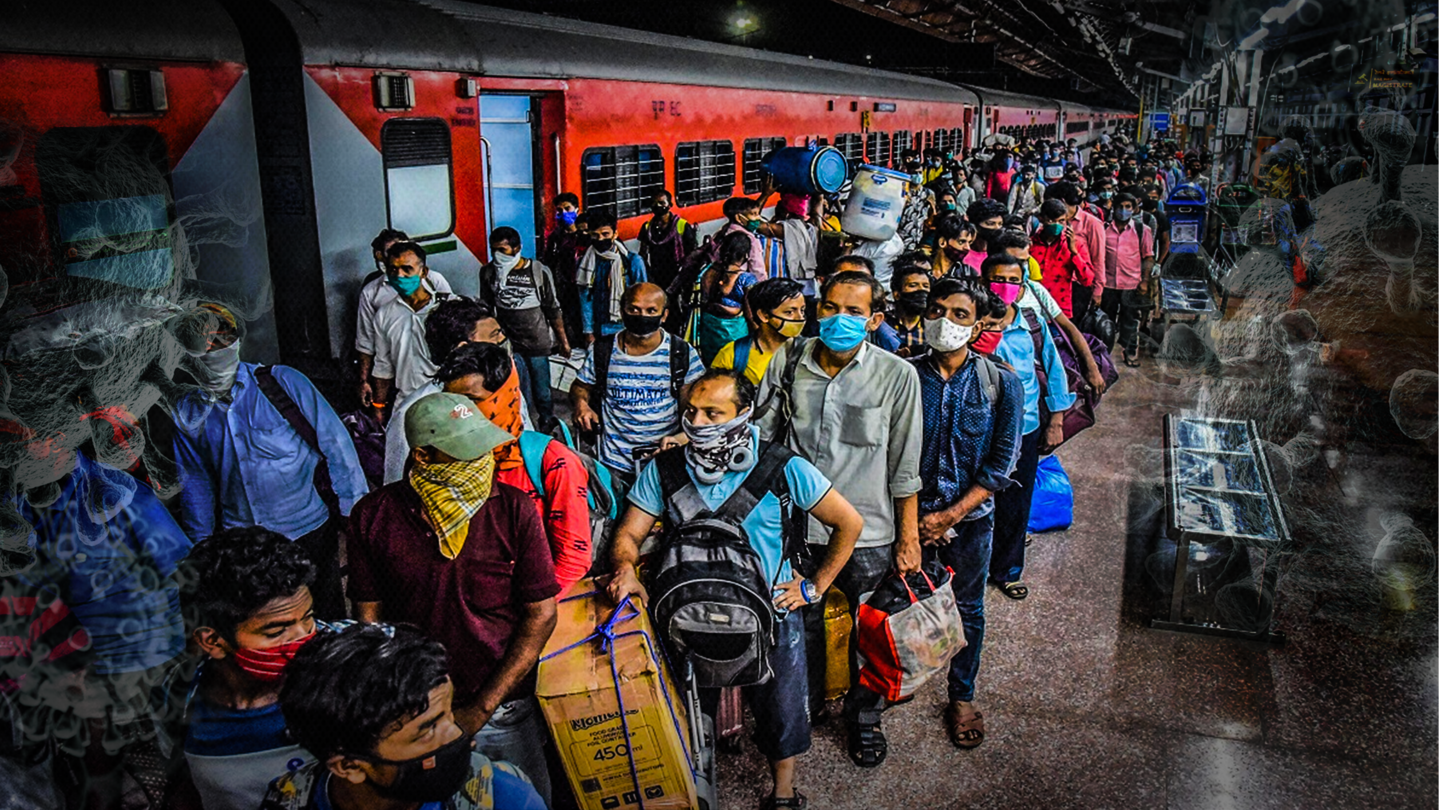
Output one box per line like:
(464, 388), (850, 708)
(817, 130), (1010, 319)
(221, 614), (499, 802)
(347, 481), (560, 702)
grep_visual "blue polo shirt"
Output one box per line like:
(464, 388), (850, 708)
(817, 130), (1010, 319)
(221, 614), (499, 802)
(990, 309), (1076, 435)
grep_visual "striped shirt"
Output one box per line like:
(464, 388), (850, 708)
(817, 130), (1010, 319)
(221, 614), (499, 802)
(577, 333), (704, 474)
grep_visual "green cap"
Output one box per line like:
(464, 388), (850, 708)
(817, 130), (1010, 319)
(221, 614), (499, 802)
(404, 392), (512, 461)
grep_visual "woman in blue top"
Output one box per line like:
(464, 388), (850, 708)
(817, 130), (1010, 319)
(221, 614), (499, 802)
(694, 231), (758, 365)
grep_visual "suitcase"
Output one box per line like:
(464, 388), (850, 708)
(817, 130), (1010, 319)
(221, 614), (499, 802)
(680, 656), (719, 810)
(716, 687), (745, 752)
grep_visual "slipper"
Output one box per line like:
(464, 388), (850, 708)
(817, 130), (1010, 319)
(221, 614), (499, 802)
(760, 792), (808, 810)
(1124, 353), (1141, 368)
(1000, 582), (1029, 600)
(943, 702), (986, 749)
(846, 723), (887, 768)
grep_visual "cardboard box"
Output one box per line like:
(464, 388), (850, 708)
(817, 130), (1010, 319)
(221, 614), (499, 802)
(538, 579), (700, 810)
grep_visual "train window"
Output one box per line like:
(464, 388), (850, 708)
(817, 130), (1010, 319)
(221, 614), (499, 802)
(833, 133), (863, 165)
(382, 118), (454, 241)
(675, 140), (736, 207)
(742, 137), (787, 194)
(932, 129), (947, 154)
(949, 128), (963, 152)
(893, 130), (911, 157)
(582, 144), (665, 220)
(864, 131), (892, 166)
(36, 126), (175, 290)
(1066, 121), (1090, 134)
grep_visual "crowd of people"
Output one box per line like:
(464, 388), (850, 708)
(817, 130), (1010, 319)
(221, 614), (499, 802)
(4, 129), (1195, 810)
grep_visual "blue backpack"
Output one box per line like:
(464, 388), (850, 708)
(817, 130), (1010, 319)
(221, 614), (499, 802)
(517, 422), (620, 568)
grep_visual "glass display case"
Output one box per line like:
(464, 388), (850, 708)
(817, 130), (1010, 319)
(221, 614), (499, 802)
(1152, 415), (1290, 643)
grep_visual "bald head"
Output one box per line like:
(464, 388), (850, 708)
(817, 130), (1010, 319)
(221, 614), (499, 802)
(622, 282), (668, 312)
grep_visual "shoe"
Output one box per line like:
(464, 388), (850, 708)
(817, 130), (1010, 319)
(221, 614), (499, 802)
(846, 722), (887, 768)
(943, 701), (985, 749)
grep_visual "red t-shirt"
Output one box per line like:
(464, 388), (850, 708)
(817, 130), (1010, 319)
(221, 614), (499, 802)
(347, 481), (560, 702)
(1031, 236), (1094, 318)
(495, 440), (593, 595)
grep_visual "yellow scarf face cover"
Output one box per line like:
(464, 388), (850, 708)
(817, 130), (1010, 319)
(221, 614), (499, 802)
(409, 452), (497, 559)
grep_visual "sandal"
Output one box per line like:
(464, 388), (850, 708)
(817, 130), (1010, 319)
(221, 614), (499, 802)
(943, 702), (986, 749)
(1124, 352), (1141, 368)
(760, 792), (808, 810)
(1000, 581), (1029, 600)
(846, 723), (888, 768)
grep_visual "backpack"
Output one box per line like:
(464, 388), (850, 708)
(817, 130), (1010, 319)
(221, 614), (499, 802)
(753, 337), (811, 450)
(253, 366), (340, 519)
(648, 441), (805, 689)
(732, 336), (754, 374)
(517, 423), (619, 570)
(590, 333), (691, 430)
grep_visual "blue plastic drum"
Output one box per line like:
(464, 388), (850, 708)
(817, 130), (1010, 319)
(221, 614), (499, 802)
(761, 145), (848, 195)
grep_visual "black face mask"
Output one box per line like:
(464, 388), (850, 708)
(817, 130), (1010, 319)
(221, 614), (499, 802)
(897, 290), (930, 313)
(364, 734), (472, 803)
(591, 239), (614, 254)
(652, 205), (670, 216)
(976, 227), (1001, 245)
(622, 312), (663, 337)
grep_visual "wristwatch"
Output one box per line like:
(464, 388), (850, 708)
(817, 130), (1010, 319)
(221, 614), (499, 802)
(800, 579), (820, 605)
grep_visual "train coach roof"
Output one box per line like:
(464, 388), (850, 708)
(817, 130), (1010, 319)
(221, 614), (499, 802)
(967, 87), (1060, 113)
(0, 0), (244, 62)
(266, 0), (980, 104)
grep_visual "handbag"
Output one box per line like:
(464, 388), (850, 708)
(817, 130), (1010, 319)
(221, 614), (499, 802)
(855, 559), (967, 702)
(1027, 455), (1074, 532)
(1040, 323), (1118, 453)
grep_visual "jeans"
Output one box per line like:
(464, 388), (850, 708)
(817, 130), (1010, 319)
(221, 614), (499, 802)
(1100, 287), (1147, 356)
(517, 354), (555, 426)
(925, 513), (993, 702)
(800, 545), (892, 727)
(990, 428), (1040, 585)
(473, 697), (552, 809)
(698, 610), (811, 761)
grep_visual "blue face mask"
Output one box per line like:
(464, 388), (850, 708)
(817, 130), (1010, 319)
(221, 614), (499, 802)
(390, 273), (423, 296)
(818, 313), (870, 353)
(556, 210), (578, 225)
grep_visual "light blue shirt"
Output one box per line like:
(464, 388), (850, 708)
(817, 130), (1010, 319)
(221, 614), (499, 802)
(992, 309), (1076, 435)
(628, 427), (832, 595)
(173, 363), (369, 541)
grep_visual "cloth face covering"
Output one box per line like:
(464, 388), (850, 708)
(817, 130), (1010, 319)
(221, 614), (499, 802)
(923, 317), (974, 353)
(818, 313), (869, 352)
(770, 316), (805, 339)
(231, 630), (316, 683)
(991, 281), (1023, 306)
(366, 734), (474, 803)
(682, 411), (754, 485)
(777, 193), (809, 219)
(474, 369), (524, 471)
(409, 453), (497, 560)
(195, 340), (242, 396)
(577, 240), (631, 322)
(491, 250), (522, 286)
(972, 330), (1003, 354)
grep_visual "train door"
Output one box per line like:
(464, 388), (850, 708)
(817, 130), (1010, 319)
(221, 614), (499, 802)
(479, 94), (540, 257)
(963, 107), (973, 150)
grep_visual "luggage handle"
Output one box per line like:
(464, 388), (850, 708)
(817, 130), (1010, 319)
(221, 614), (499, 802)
(898, 566), (949, 605)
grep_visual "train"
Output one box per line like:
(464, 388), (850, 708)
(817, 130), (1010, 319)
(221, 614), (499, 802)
(0, 0), (1135, 392)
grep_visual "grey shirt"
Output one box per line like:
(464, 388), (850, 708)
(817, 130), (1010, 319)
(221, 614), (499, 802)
(479, 258), (561, 356)
(755, 339), (924, 549)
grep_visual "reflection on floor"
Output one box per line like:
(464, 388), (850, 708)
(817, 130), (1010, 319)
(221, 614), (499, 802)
(714, 355), (1439, 810)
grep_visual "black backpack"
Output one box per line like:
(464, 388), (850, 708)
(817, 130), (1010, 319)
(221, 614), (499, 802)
(648, 441), (805, 689)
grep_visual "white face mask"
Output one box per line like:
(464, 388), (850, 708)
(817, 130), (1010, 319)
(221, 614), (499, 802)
(195, 339), (242, 394)
(492, 251), (522, 272)
(923, 317), (974, 354)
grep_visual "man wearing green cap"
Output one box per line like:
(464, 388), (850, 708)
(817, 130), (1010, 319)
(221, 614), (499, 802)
(346, 392), (560, 804)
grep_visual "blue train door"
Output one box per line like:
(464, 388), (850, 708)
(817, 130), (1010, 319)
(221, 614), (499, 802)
(479, 95), (539, 257)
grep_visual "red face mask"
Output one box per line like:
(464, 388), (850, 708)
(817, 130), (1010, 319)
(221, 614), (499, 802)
(972, 330), (1003, 355)
(231, 631), (316, 683)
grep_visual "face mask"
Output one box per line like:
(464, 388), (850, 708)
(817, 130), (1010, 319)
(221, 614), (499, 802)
(390, 273), (423, 296)
(491, 251), (521, 272)
(1042, 223), (1065, 238)
(591, 238), (615, 255)
(923, 317), (974, 354)
(231, 630), (315, 683)
(911, 172), (925, 184)
(622, 312), (662, 337)
(943, 245), (968, 262)
(556, 210), (578, 225)
(817, 313), (869, 353)
(196, 340), (242, 394)
(744, 218), (762, 233)
(976, 227), (1001, 245)
(1098, 191), (1113, 201)
(652, 204), (670, 215)
(682, 411), (754, 484)
(990, 280), (1022, 306)
(897, 290), (930, 313)
(972, 330), (1003, 355)
(941, 202), (957, 212)
(364, 734), (474, 803)
(1115, 209), (1133, 222)
(769, 316), (805, 339)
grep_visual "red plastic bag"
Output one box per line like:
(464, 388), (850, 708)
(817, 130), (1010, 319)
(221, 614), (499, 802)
(855, 561), (967, 702)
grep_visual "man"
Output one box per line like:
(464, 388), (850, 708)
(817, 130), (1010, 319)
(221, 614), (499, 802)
(964, 197), (1008, 274)
(885, 265), (931, 357)
(977, 255), (1074, 601)
(263, 624), (545, 810)
(823, 255), (903, 353)
(436, 342), (593, 594)
(1029, 199), (1095, 319)
(1138, 183), (1171, 267)
(850, 229), (906, 288)
(949, 162), (977, 213)
(1039, 145), (1065, 184)
(576, 209), (647, 342)
(478, 226), (570, 430)
(177, 527), (322, 810)
(755, 270), (923, 769)
(383, 296), (529, 485)
(718, 196), (769, 278)
(1100, 192), (1156, 367)
(912, 277), (1023, 752)
(543, 192), (586, 348)
(712, 277), (807, 384)
(637, 189), (697, 292)
(1042, 181), (1106, 322)
(897, 150), (935, 251)
(572, 283), (704, 480)
(608, 369), (864, 810)
(929, 214), (976, 279)
(173, 304), (368, 620)
(752, 182), (823, 292)
(1006, 164), (1045, 222)
(348, 392), (560, 804)
(921, 147), (947, 184)
(354, 229), (454, 411)
(371, 241), (448, 418)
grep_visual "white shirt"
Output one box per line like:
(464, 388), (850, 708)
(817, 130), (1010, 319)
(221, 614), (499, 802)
(355, 271), (451, 355)
(852, 232), (906, 287)
(371, 280), (444, 403)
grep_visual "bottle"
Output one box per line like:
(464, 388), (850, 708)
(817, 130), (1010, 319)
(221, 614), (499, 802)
(823, 588), (852, 700)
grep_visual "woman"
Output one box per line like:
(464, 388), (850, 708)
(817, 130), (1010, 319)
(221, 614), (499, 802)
(693, 230), (758, 364)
